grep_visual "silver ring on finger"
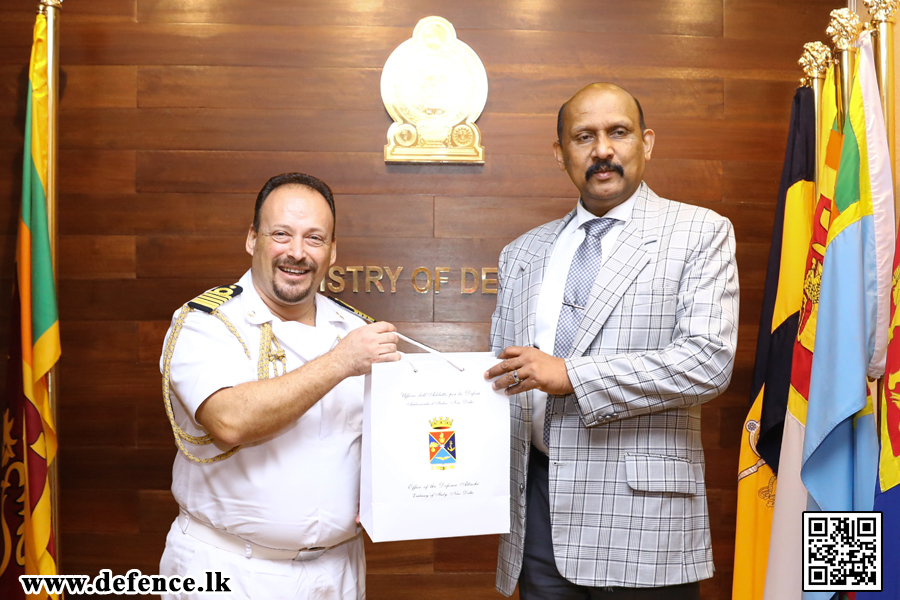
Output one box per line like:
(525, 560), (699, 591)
(511, 369), (520, 385)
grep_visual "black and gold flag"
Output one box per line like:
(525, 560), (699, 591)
(732, 85), (817, 600)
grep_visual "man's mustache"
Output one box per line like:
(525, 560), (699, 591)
(276, 258), (317, 272)
(585, 160), (624, 180)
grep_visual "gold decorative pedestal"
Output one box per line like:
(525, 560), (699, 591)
(381, 16), (488, 164)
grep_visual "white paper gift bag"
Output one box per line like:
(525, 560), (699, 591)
(360, 352), (511, 542)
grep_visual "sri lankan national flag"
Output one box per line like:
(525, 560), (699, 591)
(866, 111), (900, 598)
(732, 86), (816, 600)
(0, 11), (61, 600)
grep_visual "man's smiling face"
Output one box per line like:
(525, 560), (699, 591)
(246, 184), (336, 316)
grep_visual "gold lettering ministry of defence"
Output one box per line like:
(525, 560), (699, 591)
(318, 266), (498, 295)
(381, 16), (488, 163)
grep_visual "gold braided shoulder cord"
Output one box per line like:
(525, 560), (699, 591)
(259, 322), (287, 380)
(162, 305), (285, 464)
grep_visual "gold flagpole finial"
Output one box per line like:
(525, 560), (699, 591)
(39, 0), (63, 7)
(800, 42), (833, 80)
(864, 0), (898, 22)
(827, 8), (863, 50)
(799, 43), (831, 197)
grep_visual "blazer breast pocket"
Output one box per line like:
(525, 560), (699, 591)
(627, 278), (678, 308)
(623, 453), (697, 495)
(615, 281), (678, 349)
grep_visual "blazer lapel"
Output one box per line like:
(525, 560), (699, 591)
(569, 186), (659, 357)
(513, 211), (575, 349)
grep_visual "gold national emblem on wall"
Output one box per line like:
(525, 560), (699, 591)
(381, 16), (488, 164)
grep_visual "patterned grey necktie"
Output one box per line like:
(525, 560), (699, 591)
(545, 217), (617, 446)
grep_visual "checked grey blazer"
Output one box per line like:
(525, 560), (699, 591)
(492, 183), (739, 594)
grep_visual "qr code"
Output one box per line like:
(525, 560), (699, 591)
(803, 511), (881, 592)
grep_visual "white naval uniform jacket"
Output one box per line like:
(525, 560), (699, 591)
(162, 269), (367, 551)
(491, 184), (739, 593)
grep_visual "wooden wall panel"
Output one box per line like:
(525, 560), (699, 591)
(0, 235), (16, 280)
(138, 490), (179, 534)
(136, 151), (724, 202)
(724, 160), (783, 203)
(59, 193), (433, 236)
(0, 20), (804, 72)
(136, 395), (176, 449)
(137, 0), (723, 38)
(368, 574), (510, 600)
(138, 66), (384, 110)
(60, 108), (387, 152)
(61, 489), (140, 534)
(60, 149), (135, 193)
(364, 537), (434, 574)
(724, 0), (837, 41)
(60, 109), (786, 160)
(5, 0), (136, 23)
(486, 75), (726, 118)
(0, 1), (840, 598)
(60, 321), (138, 363)
(725, 79), (798, 121)
(61, 65), (137, 108)
(58, 397), (136, 448)
(59, 278), (228, 321)
(55, 23), (408, 68)
(137, 66), (726, 118)
(59, 235), (136, 279)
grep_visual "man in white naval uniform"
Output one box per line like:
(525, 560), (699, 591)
(158, 173), (400, 599)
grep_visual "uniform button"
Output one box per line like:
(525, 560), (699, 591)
(248, 310), (256, 317)
(521, 441), (527, 450)
(519, 484), (525, 494)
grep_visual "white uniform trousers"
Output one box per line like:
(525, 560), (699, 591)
(159, 520), (365, 600)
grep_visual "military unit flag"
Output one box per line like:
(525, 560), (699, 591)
(732, 85), (816, 600)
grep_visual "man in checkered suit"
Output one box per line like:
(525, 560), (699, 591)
(485, 83), (739, 599)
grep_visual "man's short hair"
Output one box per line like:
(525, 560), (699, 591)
(556, 94), (646, 143)
(252, 173), (337, 237)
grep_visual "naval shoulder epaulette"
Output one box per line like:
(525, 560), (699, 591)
(327, 296), (376, 324)
(188, 284), (243, 313)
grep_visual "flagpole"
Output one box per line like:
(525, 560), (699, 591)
(828, 8), (863, 132)
(800, 42), (832, 200)
(40, 0), (62, 567)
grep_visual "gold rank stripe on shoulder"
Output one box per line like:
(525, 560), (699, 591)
(188, 284), (243, 313)
(327, 296), (376, 323)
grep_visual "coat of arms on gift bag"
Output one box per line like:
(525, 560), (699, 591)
(429, 417), (456, 470)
